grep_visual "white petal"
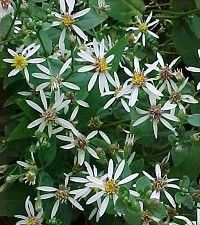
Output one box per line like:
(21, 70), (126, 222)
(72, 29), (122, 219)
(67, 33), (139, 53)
(118, 173), (139, 185)
(51, 200), (60, 218)
(74, 8), (90, 18)
(33, 73), (50, 79)
(87, 130), (98, 140)
(108, 159), (114, 179)
(86, 191), (104, 205)
(66, 0), (75, 14)
(88, 72), (98, 91)
(169, 57), (180, 69)
(99, 131), (111, 144)
(27, 118), (43, 128)
(157, 52), (165, 67)
(143, 171), (155, 181)
(72, 25), (88, 41)
(37, 64), (50, 75)
(160, 118), (175, 131)
(164, 190), (176, 208)
(99, 196), (109, 217)
(8, 68), (19, 77)
(28, 58), (45, 63)
(78, 65), (96, 72)
(187, 66), (200, 73)
(87, 147), (99, 159)
(155, 164), (161, 178)
(37, 186), (57, 192)
(59, 58), (72, 75)
(26, 100), (43, 113)
(132, 115), (149, 126)
(114, 160), (125, 181)
(68, 197), (84, 211)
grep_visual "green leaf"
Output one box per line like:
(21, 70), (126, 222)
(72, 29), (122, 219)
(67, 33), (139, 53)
(38, 137), (57, 167)
(0, 183), (33, 216)
(146, 201), (166, 219)
(38, 171), (54, 186)
(76, 8), (107, 31)
(0, 15), (12, 39)
(187, 114), (200, 127)
(173, 16), (200, 82)
(136, 176), (152, 196)
(171, 0), (197, 11)
(6, 117), (34, 141)
(39, 29), (53, 55)
(175, 192), (188, 204)
(108, 35), (129, 74)
(179, 176), (191, 190)
(107, 0), (145, 23)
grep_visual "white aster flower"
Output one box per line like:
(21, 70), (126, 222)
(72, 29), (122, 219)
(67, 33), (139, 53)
(15, 196), (43, 225)
(26, 90), (74, 137)
(103, 72), (130, 112)
(52, 0), (90, 41)
(85, 159), (139, 217)
(77, 38), (115, 94)
(17, 152), (37, 185)
(3, 43), (45, 81)
(132, 98), (179, 138)
(37, 174), (83, 218)
(57, 130), (99, 165)
(32, 58), (80, 93)
(70, 161), (106, 200)
(123, 57), (163, 107)
(0, 0), (13, 19)
(126, 11), (159, 46)
(186, 49), (200, 90)
(151, 52), (180, 93)
(166, 77), (198, 113)
(139, 201), (160, 225)
(143, 164), (180, 208)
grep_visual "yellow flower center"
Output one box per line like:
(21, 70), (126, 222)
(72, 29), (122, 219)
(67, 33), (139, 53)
(62, 15), (74, 27)
(55, 185), (70, 203)
(26, 217), (40, 225)
(132, 72), (146, 86)
(25, 171), (36, 184)
(170, 91), (181, 103)
(138, 22), (148, 32)
(42, 109), (56, 124)
(104, 179), (118, 195)
(96, 58), (108, 73)
(12, 54), (27, 70)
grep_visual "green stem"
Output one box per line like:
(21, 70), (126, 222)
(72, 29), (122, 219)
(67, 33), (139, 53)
(3, 0), (22, 41)
(147, 3), (170, 9)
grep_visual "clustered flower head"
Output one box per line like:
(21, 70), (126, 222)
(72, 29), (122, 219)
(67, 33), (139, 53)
(2, 0), (200, 225)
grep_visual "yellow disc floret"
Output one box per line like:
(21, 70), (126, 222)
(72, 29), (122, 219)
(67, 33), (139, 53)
(12, 54), (27, 70)
(104, 179), (118, 195)
(132, 72), (146, 86)
(96, 58), (108, 73)
(138, 22), (148, 32)
(62, 15), (74, 27)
